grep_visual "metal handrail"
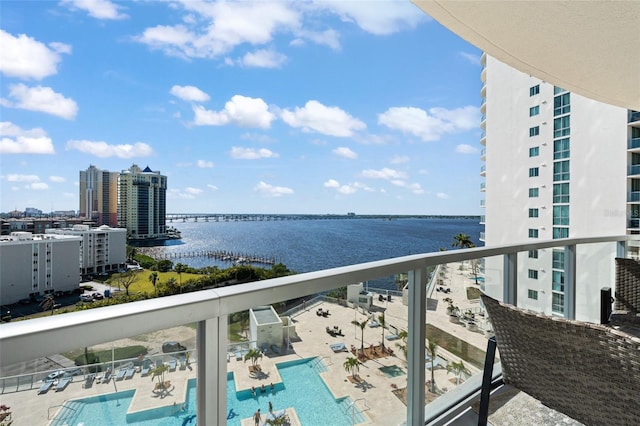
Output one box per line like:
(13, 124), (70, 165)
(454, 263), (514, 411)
(48, 403), (77, 420)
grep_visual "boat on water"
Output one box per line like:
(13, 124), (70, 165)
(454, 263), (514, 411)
(166, 227), (182, 239)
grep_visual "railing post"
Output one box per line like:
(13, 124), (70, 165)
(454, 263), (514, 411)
(564, 245), (576, 320)
(197, 315), (228, 425)
(503, 253), (517, 305)
(407, 267), (426, 426)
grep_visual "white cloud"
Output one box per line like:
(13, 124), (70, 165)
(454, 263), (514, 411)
(436, 192), (450, 199)
(378, 105), (479, 142)
(4, 84), (78, 120)
(61, 0), (127, 19)
(31, 182), (49, 190)
(136, 2), (299, 59)
(238, 49), (287, 68)
(0, 29), (69, 80)
(193, 95), (275, 128)
(333, 146), (358, 159)
(240, 133), (275, 143)
(170, 85), (210, 102)
(196, 160), (214, 168)
(459, 51), (481, 65)
(361, 167), (407, 180)
(456, 144), (479, 154)
(295, 29), (341, 50)
(323, 179), (371, 195)
(49, 42), (72, 55)
(0, 122), (55, 154)
(230, 146), (278, 160)
(6, 174), (40, 183)
(254, 181), (293, 197)
(49, 176), (66, 183)
(281, 100), (365, 137)
(390, 155), (410, 164)
(207, 184), (218, 191)
(66, 140), (153, 158)
(323, 179), (340, 188)
(185, 187), (203, 195)
(314, 1), (426, 35)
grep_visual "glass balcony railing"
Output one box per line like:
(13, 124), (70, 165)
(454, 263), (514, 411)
(629, 164), (640, 175)
(480, 165), (486, 175)
(629, 110), (640, 123)
(0, 236), (633, 426)
(479, 215), (485, 224)
(629, 191), (640, 202)
(629, 219), (640, 229)
(629, 137), (640, 149)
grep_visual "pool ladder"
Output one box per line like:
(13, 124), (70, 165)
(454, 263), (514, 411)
(310, 356), (331, 369)
(48, 402), (77, 420)
(343, 398), (369, 425)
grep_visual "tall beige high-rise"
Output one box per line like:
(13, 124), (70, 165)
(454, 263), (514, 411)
(79, 165), (118, 227)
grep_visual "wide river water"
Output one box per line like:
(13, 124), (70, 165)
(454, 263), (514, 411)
(144, 217), (482, 290)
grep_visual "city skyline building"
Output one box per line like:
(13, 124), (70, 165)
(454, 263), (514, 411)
(79, 165), (119, 227)
(479, 53), (636, 323)
(117, 164), (167, 241)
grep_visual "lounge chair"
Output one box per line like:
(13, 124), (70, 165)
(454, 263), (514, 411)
(115, 368), (126, 381)
(270, 344), (280, 354)
(267, 409), (287, 422)
(479, 294), (640, 426)
(124, 368), (135, 379)
(55, 377), (71, 392)
(168, 359), (177, 372)
(83, 373), (95, 388)
(102, 370), (112, 384)
(141, 366), (150, 377)
(330, 343), (346, 352)
(385, 334), (399, 341)
(38, 381), (54, 394)
(235, 351), (242, 361)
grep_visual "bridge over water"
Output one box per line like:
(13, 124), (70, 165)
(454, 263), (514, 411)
(166, 213), (479, 223)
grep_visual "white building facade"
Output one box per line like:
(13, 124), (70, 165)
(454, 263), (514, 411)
(46, 225), (126, 276)
(480, 54), (633, 322)
(0, 232), (81, 305)
(118, 165), (167, 241)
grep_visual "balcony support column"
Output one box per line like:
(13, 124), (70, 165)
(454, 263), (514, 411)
(564, 245), (576, 319)
(196, 315), (228, 426)
(406, 267), (426, 426)
(503, 253), (517, 305)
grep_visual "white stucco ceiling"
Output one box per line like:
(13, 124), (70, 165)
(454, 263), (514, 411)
(413, 0), (640, 110)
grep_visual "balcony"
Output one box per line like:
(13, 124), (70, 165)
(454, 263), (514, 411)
(480, 165), (486, 176)
(480, 114), (486, 130)
(629, 164), (640, 176)
(629, 110), (640, 123)
(629, 137), (640, 150)
(480, 199), (485, 207)
(479, 232), (485, 242)
(480, 131), (486, 146)
(479, 215), (485, 225)
(629, 218), (640, 229)
(0, 236), (632, 426)
(480, 82), (486, 98)
(628, 191), (640, 202)
(480, 148), (486, 161)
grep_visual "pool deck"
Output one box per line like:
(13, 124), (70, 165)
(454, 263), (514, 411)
(1, 262), (489, 425)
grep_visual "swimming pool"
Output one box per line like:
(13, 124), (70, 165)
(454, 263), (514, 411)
(52, 357), (366, 425)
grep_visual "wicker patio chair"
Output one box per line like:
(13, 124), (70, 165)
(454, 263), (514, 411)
(479, 294), (640, 426)
(612, 258), (640, 327)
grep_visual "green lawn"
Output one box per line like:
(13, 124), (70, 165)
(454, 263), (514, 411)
(112, 270), (202, 296)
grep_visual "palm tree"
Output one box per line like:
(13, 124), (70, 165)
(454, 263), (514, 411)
(174, 263), (187, 292)
(343, 356), (361, 380)
(395, 329), (408, 363)
(148, 271), (158, 296)
(427, 338), (439, 393)
(446, 360), (471, 385)
(351, 319), (367, 353)
(126, 245), (137, 262)
(243, 348), (262, 369)
(150, 363), (169, 390)
(378, 312), (386, 350)
(452, 233), (475, 250)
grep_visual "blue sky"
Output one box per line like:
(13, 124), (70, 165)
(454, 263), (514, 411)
(0, 0), (483, 215)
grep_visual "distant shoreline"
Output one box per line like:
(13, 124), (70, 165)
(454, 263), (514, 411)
(166, 213), (481, 221)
